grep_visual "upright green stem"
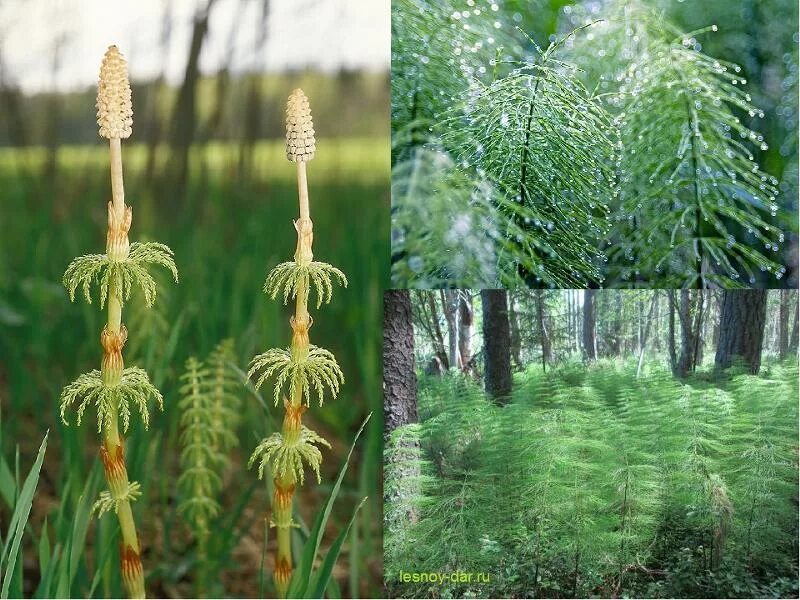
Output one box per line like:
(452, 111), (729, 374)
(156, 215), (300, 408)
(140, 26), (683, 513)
(101, 136), (146, 599)
(271, 160), (315, 597)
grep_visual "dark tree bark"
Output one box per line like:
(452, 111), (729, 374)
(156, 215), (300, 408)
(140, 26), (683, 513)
(676, 290), (699, 377)
(168, 0), (217, 195)
(384, 291), (418, 439)
(583, 289), (597, 361)
(536, 290), (552, 371)
(508, 294), (522, 368)
(715, 290), (768, 375)
(414, 292), (448, 368)
(612, 291), (622, 355)
(791, 297), (799, 354)
(481, 290), (512, 404)
(441, 290), (459, 370)
(458, 292), (473, 372)
(778, 290), (790, 360)
(667, 290), (677, 375)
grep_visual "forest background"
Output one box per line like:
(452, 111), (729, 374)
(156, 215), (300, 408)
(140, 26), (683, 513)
(383, 289), (799, 599)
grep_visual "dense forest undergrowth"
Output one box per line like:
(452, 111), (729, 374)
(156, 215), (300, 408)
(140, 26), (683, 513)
(385, 358), (799, 599)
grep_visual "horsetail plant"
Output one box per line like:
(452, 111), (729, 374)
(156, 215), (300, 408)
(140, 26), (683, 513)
(59, 45), (178, 599)
(247, 89), (347, 597)
(177, 340), (241, 598)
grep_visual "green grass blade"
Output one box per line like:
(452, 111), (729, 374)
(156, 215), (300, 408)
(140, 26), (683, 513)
(308, 496), (368, 599)
(287, 413), (371, 598)
(37, 517), (50, 577)
(1, 430), (48, 599)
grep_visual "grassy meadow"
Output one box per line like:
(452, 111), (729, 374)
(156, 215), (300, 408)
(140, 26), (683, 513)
(0, 137), (388, 598)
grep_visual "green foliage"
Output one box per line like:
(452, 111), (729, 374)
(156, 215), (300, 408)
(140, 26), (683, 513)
(248, 426), (331, 485)
(286, 414), (371, 599)
(443, 36), (617, 287)
(391, 0), (794, 287)
(385, 360), (799, 598)
(206, 339), (242, 453)
(569, 4), (785, 287)
(264, 261), (347, 309)
(0, 431), (47, 599)
(63, 242), (178, 308)
(248, 345), (344, 407)
(59, 367), (163, 433)
(177, 357), (222, 533)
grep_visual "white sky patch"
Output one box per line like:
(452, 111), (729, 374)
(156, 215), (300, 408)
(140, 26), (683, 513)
(0, 0), (389, 93)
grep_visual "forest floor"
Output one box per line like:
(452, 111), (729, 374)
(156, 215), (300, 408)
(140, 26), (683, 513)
(385, 357), (799, 599)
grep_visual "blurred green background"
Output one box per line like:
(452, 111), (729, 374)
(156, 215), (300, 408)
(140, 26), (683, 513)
(0, 0), (388, 597)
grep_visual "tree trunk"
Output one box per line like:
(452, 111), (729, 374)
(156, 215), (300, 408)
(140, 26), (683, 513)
(168, 0), (217, 196)
(583, 290), (597, 361)
(790, 296), (799, 354)
(667, 290), (677, 375)
(419, 292), (448, 369)
(715, 290), (768, 375)
(536, 290), (551, 371)
(612, 291), (622, 355)
(636, 293), (659, 378)
(676, 290), (697, 377)
(481, 290), (512, 404)
(779, 290), (790, 360)
(458, 292), (474, 372)
(441, 290), (459, 370)
(383, 291), (418, 438)
(509, 294), (522, 368)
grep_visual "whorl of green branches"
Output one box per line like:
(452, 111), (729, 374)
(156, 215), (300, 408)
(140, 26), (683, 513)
(63, 242), (178, 308)
(248, 345), (344, 407)
(248, 426), (331, 485)
(59, 367), (163, 433)
(386, 360), (798, 598)
(264, 261), (347, 309)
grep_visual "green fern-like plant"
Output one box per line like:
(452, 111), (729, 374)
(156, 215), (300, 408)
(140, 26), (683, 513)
(566, 2), (786, 287)
(175, 344), (242, 597)
(206, 339), (241, 453)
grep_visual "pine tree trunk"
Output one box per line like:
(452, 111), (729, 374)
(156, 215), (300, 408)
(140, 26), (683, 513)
(714, 290), (768, 375)
(583, 289), (597, 361)
(458, 292), (473, 371)
(779, 290), (789, 360)
(383, 291), (418, 438)
(790, 297), (799, 354)
(481, 290), (512, 404)
(536, 290), (551, 370)
(676, 290), (697, 377)
(509, 295), (522, 368)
